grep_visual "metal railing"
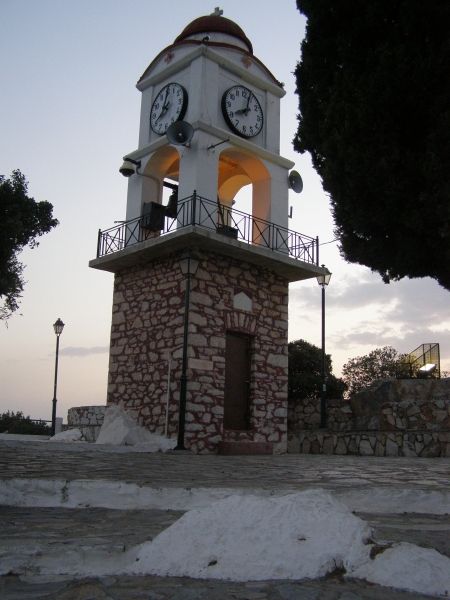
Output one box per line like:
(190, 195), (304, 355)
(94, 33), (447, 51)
(96, 192), (319, 265)
(397, 343), (441, 378)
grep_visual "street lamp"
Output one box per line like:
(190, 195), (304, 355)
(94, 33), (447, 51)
(175, 252), (199, 450)
(51, 318), (65, 436)
(316, 266), (331, 428)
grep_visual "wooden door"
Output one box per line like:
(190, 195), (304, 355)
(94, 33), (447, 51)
(224, 332), (251, 430)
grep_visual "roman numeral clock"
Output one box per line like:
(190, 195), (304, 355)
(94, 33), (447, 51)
(90, 9), (324, 454)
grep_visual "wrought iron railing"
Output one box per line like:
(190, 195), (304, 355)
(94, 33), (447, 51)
(96, 192), (319, 265)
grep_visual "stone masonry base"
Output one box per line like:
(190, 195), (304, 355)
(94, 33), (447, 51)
(288, 430), (450, 457)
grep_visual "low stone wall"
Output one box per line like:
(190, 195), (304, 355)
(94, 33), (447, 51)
(288, 430), (450, 457)
(288, 379), (450, 457)
(350, 379), (450, 431)
(67, 406), (106, 442)
(288, 397), (353, 432)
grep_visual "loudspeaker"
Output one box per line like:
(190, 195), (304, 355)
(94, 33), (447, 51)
(288, 170), (303, 193)
(166, 121), (194, 146)
(141, 202), (166, 231)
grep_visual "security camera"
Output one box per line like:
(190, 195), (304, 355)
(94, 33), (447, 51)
(119, 158), (141, 177)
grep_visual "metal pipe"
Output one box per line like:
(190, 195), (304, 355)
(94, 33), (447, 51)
(320, 285), (327, 428)
(175, 270), (192, 450)
(51, 334), (61, 436)
(165, 355), (172, 437)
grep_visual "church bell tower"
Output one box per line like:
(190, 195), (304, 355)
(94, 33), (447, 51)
(90, 9), (325, 454)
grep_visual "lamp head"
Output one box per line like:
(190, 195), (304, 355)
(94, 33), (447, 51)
(53, 318), (65, 336)
(316, 265), (332, 287)
(179, 251), (200, 276)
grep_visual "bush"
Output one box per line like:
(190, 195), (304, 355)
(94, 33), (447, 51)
(0, 410), (51, 435)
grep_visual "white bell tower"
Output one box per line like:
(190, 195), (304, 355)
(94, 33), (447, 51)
(124, 9), (292, 230)
(90, 10), (326, 454)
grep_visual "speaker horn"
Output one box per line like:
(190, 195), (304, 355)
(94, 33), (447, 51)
(166, 121), (194, 147)
(288, 170), (303, 193)
(119, 158), (141, 177)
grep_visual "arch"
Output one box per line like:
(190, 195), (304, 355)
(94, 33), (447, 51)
(218, 147), (271, 222)
(140, 146), (181, 205)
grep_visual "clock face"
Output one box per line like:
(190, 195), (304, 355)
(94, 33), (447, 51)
(150, 83), (188, 135)
(221, 85), (264, 138)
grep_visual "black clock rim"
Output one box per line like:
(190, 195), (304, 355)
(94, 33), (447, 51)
(221, 85), (264, 139)
(150, 82), (188, 135)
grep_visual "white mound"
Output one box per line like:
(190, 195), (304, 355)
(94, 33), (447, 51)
(352, 542), (450, 598)
(23, 488), (450, 596)
(95, 405), (175, 451)
(129, 490), (372, 581)
(49, 428), (84, 442)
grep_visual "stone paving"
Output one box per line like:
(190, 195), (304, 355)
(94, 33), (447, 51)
(0, 439), (449, 599)
(1, 440), (449, 490)
(0, 572), (439, 600)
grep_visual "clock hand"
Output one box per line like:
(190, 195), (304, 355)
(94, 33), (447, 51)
(235, 93), (253, 115)
(244, 92), (252, 115)
(156, 87), (171, 121)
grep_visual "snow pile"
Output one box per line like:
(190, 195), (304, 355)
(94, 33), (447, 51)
(95, 405), (175, 451)
(126, 490), (450, 595)
(129, 490), (372, 581)
(49, 428), (84, 443)
(6, 487), (450, 596)
(353, 542), (450, 598)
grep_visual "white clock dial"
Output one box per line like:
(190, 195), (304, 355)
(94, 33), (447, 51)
(221, 85), (264, 138)
(150, 83), (188, 135)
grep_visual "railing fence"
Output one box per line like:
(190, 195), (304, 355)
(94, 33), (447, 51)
(97, 193), (319, 265)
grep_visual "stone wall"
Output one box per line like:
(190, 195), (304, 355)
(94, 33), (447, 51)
(289, 430), (450, 457)
(107, 248), (289, 454)
(288, 379), (450, 457)
(288, 397), (353, 432)
(349, 379), (450, 432)
(67, 406), (106, 442)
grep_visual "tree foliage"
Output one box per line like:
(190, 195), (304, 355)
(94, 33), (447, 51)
(0, 411), (51, 435)
(342, 346), (402, 397)
(0, 170), (58, 319)
(288, 339), (345, 401)
(294, 0), (450, 290)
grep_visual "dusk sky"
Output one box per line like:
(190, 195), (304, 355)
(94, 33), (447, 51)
(1, 0), (449, 422)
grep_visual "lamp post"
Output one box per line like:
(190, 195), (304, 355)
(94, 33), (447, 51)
(316, 266), (331, 428)
(175, 252), (199, 450)
(51, 318), (65, 436)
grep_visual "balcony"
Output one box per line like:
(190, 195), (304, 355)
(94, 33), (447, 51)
(96, 193), (319, 268)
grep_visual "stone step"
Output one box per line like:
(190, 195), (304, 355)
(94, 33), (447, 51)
(0, 506), (182, 577)
(218, 441), (273, 455)
(1, 505), (449, 579)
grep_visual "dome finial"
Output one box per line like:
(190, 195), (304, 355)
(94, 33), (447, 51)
(211, 7), (223, 16)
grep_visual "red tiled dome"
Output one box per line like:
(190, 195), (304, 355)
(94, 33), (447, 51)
(173, 15), (253, 54)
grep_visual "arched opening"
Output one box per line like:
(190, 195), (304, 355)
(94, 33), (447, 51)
(130, 146), (181, 236)
(141, 145), (180, 208)
(217, 148), (271, 222)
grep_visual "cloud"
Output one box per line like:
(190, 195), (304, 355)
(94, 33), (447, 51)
(291, 270), (394, 311)
(292, 271), (449, 328)
(59, 346), (109, 357)
(332, 324), (450, 358)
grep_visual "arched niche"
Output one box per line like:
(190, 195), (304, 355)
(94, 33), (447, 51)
(217, 148), (271, 223)
(141, 146), (180, 206)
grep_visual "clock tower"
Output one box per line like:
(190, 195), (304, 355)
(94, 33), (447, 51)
(90, 10), (326, 454)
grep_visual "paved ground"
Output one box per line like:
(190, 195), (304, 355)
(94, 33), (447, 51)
(0, 439), (449, 599)
(1, 439), (449, 490)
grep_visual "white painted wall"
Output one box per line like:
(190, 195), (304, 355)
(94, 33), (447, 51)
(125, 21), (291, 229)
